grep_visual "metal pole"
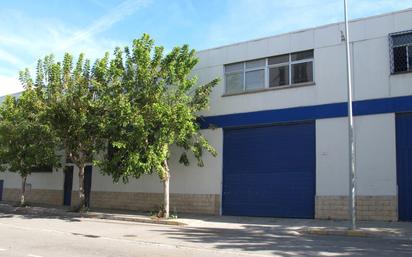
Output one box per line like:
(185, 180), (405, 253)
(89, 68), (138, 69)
(344, 0), (357, 230)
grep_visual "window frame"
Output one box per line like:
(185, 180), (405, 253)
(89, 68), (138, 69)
(244, 59), (266, 90)
(224, 62), (245, 94)
(389, 30), (412, 74)
(224, 50), (315, 95)
(290, 58), (314, 85)
(267, 56), (290, 88)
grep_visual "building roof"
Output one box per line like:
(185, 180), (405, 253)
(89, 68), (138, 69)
(0, 91), (23, 104)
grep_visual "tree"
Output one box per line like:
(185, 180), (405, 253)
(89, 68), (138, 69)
(19, 54), (106, 211)
(0, 85), (59, 206)
(97, 34), (219, 218)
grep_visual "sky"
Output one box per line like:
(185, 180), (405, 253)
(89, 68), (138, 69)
(0, 0), (412, 96)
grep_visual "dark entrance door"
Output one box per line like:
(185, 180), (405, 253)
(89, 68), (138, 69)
(63, 166), (73, 206)
(0, 180), (4, 201)
(84, 166), (92, 208)
(396, 113), (412, 221)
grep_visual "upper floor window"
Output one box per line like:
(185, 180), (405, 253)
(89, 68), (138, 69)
(390, 31), (412, 74)
(224, 50), (314, 95)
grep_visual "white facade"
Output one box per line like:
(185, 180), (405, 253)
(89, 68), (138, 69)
(195, 9), (412, 118)
(316, 114), (397, 196)
(0, 128), (222, 195)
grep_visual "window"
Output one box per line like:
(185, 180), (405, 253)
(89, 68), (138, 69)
(292, 62), (313, 84)
(269, 66), (289, 87)
(245, 59), (265, 90)
(224, 50), (314, 94)
(268, 54), (289, 87)
(390, 31), (412, 74)
(225, 63), (244, 94)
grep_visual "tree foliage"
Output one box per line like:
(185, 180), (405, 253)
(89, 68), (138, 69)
(95, 34), (219, 217)
(0, 86), (59, 205)
(4, 34), (218, 216)
(19, 54), (106, 210)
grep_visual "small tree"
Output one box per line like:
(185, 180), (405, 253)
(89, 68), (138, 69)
(97, 34), (219, 218)
(20, 54), (106, 211)
(0, 85), (59, 206)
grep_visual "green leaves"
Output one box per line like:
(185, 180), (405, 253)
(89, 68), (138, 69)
(1, 33), (220, 196)
(0, 88), (60, 177)
(97, 34), (220, 183)
(18, 52), (108, 169)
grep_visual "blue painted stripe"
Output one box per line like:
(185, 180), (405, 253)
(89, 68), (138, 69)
(199, 95), (412, 129)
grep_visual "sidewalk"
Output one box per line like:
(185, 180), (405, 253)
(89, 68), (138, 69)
(0, 202), (185, 225)
(1, 201), (411, 240)
(177, 214), (412, 240)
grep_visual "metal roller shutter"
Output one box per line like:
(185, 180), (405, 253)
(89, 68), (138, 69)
(222, 121), (316, 218)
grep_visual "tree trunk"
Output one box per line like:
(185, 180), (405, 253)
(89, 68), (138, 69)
(162, 160), (170, 219)
(77, 164), (86, 211)
(20, 176), (27, 206)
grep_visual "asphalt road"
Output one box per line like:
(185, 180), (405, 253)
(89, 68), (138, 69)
(0, 214), (411, 257)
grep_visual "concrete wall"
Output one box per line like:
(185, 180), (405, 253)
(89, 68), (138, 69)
(0, 129), (223, 214)
(0, 168), (64, 190)
(0, 169), (64, 205)
(316, 113), (397, 196)
(87, 128), (223, 195)
(315, 113), (398, 221)
(0, 128), (222, 193)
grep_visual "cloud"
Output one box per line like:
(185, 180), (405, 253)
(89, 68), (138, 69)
(201, 0), (338, 49)
(0, 49), (25, 67)
(56, 0), (151, 52)
(0, 0), (151, 96)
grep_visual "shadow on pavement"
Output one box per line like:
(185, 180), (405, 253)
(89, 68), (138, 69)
(0, 211), (82, 222)
(152, 225), (412, 257)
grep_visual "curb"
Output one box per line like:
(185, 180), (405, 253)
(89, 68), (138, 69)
(0, 203), (187, 226)
(301, 228), (378, 237)
(82, 213), (186, 226)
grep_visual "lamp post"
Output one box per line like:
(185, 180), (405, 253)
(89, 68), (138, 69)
(343, 0), (357, 230)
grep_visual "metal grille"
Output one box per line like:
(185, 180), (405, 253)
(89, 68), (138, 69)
(389, 30), (412, 74)
(392, 33), (412, 47)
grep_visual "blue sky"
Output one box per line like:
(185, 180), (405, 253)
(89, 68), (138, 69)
(1, 0), (412, 96)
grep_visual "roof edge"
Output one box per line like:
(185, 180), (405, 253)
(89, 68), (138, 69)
(196, 7), (412, 53)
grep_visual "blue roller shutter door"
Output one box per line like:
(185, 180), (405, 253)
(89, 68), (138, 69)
(396, 113), (412, 221)
(223, 122), (316, 218)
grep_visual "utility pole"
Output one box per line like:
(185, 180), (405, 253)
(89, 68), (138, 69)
(343, 0), (357, 230)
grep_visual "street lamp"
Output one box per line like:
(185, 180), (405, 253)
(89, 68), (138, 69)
(343, 0), (357, 230)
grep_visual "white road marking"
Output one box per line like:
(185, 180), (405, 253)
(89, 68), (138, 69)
(28, 254), (44, 257)
(0, 248), (6, 251)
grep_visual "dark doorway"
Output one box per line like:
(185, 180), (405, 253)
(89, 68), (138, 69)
(84, 166), (92, 208)
(63, 167), (73, 206)
(0, 180), (4, 201)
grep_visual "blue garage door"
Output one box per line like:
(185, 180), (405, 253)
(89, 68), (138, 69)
(396, 113), (412, 221)
(223, 122), (316, 218)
